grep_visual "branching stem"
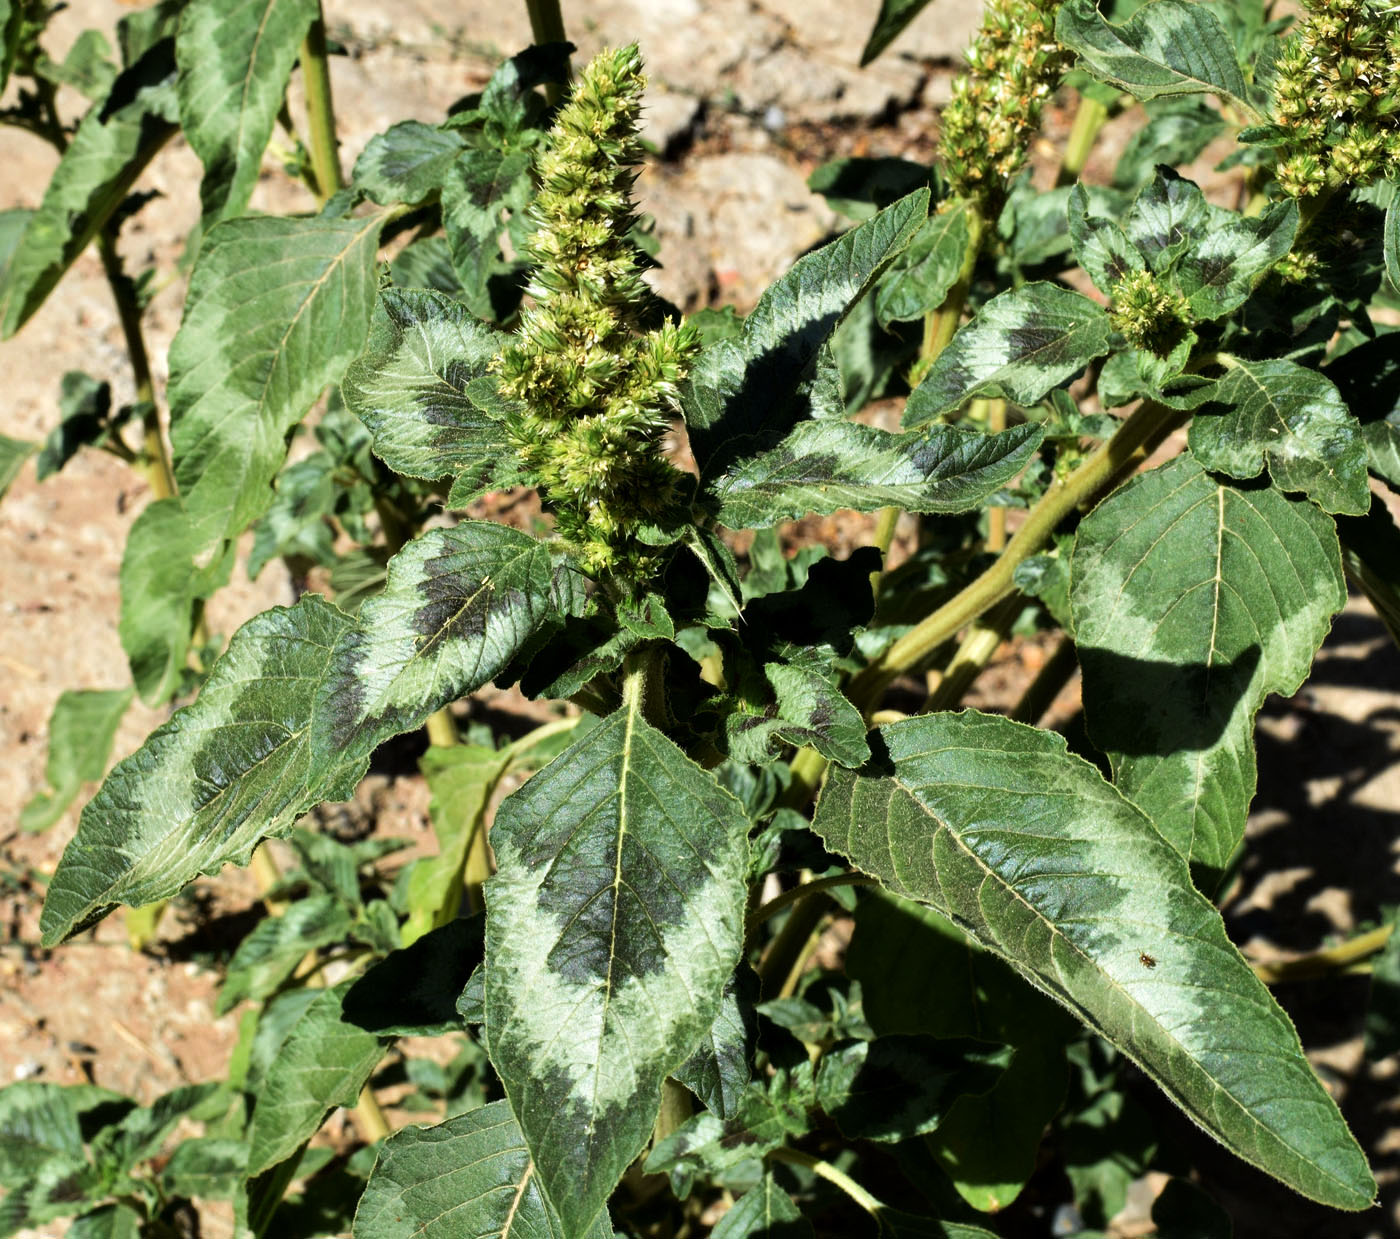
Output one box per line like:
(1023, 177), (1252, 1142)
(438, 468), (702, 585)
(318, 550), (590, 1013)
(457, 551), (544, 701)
(300, 4), (344, 204)
(1056, 93), (1110, 186)
(747, 872), (875, 934)
(1252, 924), (1393, 985)
(769, 1148), (884, 1218)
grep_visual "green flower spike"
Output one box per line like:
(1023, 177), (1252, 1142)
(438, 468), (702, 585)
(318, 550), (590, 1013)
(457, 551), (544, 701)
(496, 44), (699, 581)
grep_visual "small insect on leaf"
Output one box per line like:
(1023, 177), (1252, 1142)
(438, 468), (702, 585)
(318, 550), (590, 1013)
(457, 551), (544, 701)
(1139, 951), (1157, 969)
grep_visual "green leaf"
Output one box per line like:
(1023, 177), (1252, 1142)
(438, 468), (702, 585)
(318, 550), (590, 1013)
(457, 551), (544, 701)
(1385, 198), (1399, 291)
(354, 120), (465, 206)
(0, 1082), (124, 1188)
(812, 710), (1375, 1210)
(388, 235), (464, 296)
(40, 595), (364, 946)
(352, 1100), (614, 1239)
(1174, 200), (1296, 320)
(1151, 1177), (1232, 1239)
(404, 744), (511, 944)
(312, 523), (584, 773)
(36, 372), (113, 481)
(484, 699), (751, 1235)
(1123, 167), (1210, 273)
(247, 980), (386, 1175)
(903, 283), (1113, 428)
(860, 0), (933, 65)
(1067, 183), (1145, 296)
(0, 0), (19, 94)
(20, 687), (134, 833)
(118, 498), (232, 705)
(1112, 100), (1226, 190)
(168, 212), (385, 543)
(727, 662), (869, 768)
(93, 1082), (223, 1169)
(0, 43), (177, 337)
(38, 29), (118, 101)
(707, 421), (1043, 529)
(175, 0), (318, 223)
(683, 190), (928, 478)
(66, 1203), (143, 1239)
(341, 288), (528, 499)
(675, 970), (755, 1122)
(343, 916), (483, 1037)
(712, 1175), (813, 1238)
(440, 146), (534, 320)
(216, 893), (355, 1013)
(1070, 455), (1346, 877)
(1363, 911), (1400, 1061)
(808, 158), (932, 224)
(816, 1036), (1007, 1144)
(925, 1037), (1067, 1213)
(1055, 0), (1251, 108)
(159, 1138), (247, 1200)
(0, 432), (34, 499)
(1188, 359), (1370, 515)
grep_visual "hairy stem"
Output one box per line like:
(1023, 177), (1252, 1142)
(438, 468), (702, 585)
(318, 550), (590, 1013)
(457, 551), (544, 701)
(754, 887), (829, 999)
(747, 872), (875, 934)
(923, 593), (1020, 712)
(851, 399), (1185, 709)
(1252, 924), (1393, 985)
(1056, 93), (1110, 186)
(769, 1148), (884, 1218)
(982, 399), (1008, 551)
(523, 0), (570, 103)
(300, 4), (344, 204)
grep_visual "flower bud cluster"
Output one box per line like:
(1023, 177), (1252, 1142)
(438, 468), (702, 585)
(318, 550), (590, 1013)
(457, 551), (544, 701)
(1108, 270), (1193, 356)
(939, 0), (1071, 209)
(1272, 0), (1400, 196)
(496, 45), (698, 579)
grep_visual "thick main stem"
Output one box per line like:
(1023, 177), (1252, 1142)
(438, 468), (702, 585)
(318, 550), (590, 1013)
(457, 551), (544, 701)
(523, 0), (570, 104)
(1056, 93), (1110, 186)
(850, 399), (1185, 710)
(300, 6), (344, 204)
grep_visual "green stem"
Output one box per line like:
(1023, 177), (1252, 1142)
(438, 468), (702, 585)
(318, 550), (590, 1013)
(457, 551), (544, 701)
(1056, 93), (1110, 186)
(300, 5), (344, 205)
(850, 399), (1185, 711)
(1252, 924), (1393, 985)
(923, 593), (1020, 713)
(523, 0), (570, 104)
(652, 1077), (692, 1146)
(747, 873), (875, 934)
(769, 1148), (884, 1218)
(95, 230), (175, 499)
(754, 887), (829, 999)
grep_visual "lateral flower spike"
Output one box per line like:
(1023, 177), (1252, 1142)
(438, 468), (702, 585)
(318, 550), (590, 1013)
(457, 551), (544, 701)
(1272, 0), (1400, 197)
(496, 44), (699, 580)
(940, 0), (1070, 211)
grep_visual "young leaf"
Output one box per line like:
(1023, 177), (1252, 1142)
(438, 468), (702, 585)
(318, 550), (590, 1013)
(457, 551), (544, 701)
(175, 0), (318, 223)
(0, 42), (178, 337)
(341, 288), (528, 499)
(40, 595), (364, 947)
(353, 120), (465, 206)
(903, 284), (1113, 428)
(403, 744), (512, 944)
(1123, 167), (1210, 272)
(352, 1101), (614, 1239)
(1070, 456), (1346, 878)
(1055, 0), (1251, 109)
(216, 894), (354, 1013)
(0, 1082), (125, 1188)
(313, 523), (584, 772)
(813, 710), (1375, 1211)
(726, 663), (869, 769)
(20, 687), (134, 833)
(1067, 183), (1146, 296)
(440, 147), (534, 319)
(484, 699), (751, 1235)
(247, 980), (386, 1175)
(66, 1203), (143, 1239)
(35, 372), (113, 481)
(118, 497), (232, 705)
(683, 190), (928, 478)
(675, 969), (756, 1122)
(1173, 200), (1297, 320)
(0, 432), (35, 500)
(706, 422), (1043, 529)
(167, 212), (385, 543)
(712, 1175), (813, 1238)
(860, 0), (933, 65)
(875, 203), (973, 327)
(1188, 359), (1370, 516)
